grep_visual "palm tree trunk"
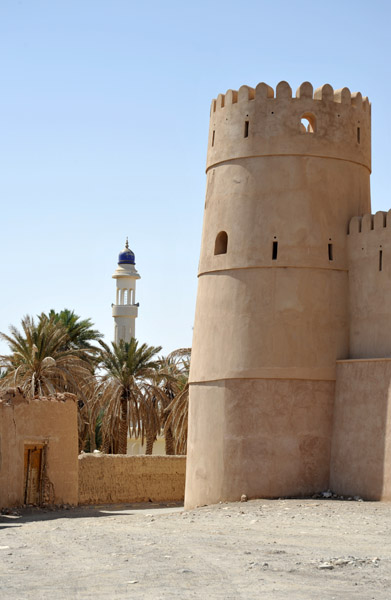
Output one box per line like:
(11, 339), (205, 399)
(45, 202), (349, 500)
(89, 420), (96, 452)
(164, 426), (175, 455)
(118, 397), (128, 454)
(102, 435), (111, 454)
(145, 431), (155, 455)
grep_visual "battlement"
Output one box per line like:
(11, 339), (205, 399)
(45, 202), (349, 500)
(211, 81), (370, 113)
(349, 212), (390, 234)
(206, 80), (371, 172)
(348, 211), (391, 279)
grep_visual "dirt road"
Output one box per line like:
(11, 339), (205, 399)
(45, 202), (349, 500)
(1, 498), (390, 599)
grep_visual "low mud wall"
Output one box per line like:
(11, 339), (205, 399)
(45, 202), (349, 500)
(78, 454), (186, 505)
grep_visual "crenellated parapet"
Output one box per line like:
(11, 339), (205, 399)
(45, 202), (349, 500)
(348, 211), (391, 359)
(348, 211), (391, 268)
(207, 81), (371, 172)
(348, 211), (390, 234)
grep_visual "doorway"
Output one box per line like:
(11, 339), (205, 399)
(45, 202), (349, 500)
(23, 444), (44, 505)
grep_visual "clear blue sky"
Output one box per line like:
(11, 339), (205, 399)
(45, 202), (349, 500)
(0, 0), (390, 355)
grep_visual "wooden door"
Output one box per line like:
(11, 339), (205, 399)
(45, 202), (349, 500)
(23, 444), (43, 505)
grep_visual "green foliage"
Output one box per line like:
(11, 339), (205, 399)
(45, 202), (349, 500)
(43, 309), (103, 351)
(96, 338), (163, 454)
(0, 309), (191, 455)
(159, 349), (190, 455)
(0, 314), (92, 398)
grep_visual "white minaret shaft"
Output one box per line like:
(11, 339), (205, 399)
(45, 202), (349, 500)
(112, 238), (140, 343)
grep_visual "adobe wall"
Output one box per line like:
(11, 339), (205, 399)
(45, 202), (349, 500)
(207, 82), (371, 171)
(0, 389), (78, 508)
(78, 454), (186, 504)
(330, 359), (391, 500)
(186, 81), (371, 509)
(348, 212), (391, 358)
(191, 267), (349, 384)
(186, 379), (334, 507)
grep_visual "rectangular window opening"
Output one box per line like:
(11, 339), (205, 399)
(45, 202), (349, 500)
(328, 243), (333, 261)
(357, 127), (361, 144)
(211, 130), (215, 147)
(379, 250), (383, 272)
(272, 241), (278, 260)
(244, 121), (249, 138)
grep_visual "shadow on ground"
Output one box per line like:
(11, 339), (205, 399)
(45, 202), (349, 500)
(0, 501), (184, 529)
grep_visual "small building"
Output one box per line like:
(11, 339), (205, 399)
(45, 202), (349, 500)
(0, 388), (78, 508)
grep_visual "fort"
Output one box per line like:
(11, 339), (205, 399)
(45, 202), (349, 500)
(185, 81), (391, 508)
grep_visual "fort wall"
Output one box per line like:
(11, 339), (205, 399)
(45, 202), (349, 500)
(186, 81), (372, 508)
(330, 359), (391, 500)
(188, 380), (334, 507)
(348, 212), (391, 358)
(207, 82), (371, 171)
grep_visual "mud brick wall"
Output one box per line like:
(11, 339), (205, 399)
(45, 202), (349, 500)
(78, 454), (186, 504)
(0, 390), (78, 509)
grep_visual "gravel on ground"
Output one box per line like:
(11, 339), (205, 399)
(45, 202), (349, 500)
(1, 498), (391, 599)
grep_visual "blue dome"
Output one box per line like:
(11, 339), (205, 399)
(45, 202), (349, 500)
(118, 239), (135, 265)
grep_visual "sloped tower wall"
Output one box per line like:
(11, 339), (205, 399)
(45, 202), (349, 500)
(185, 81), (371, 508)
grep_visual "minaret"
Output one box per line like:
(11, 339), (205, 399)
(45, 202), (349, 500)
(112, 239), (140, 343)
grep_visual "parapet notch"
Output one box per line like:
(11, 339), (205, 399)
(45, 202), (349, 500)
(211, 81), (369, 112)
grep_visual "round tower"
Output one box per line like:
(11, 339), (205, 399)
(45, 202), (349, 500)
(112, 239), (140, 343)
(185, 81), (371, 508)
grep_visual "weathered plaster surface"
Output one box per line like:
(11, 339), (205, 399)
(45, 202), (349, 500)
(330, 359), (391, 500)
(348, 213), (391, 358)
(78, 454), (186, 504)
(0, 389), (78, 508)
(186, 81), (376, 508)
(186, 379), (334, 507)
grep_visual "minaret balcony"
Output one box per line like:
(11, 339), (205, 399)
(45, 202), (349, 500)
(112, 304), (139, 318)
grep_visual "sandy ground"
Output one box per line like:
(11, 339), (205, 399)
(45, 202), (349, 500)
(1, 498), (391, 599)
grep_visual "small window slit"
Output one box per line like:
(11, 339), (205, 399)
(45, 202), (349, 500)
(211, 130), (215, 147)
(328, 243), (333, 261)
(244, 121), (249, 138)
(272, 241), (278, 260)
(357, 127), (361, 144)
(379, 250), (383, 272)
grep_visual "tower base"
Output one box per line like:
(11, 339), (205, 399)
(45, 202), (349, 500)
(184, 378), (335, 509)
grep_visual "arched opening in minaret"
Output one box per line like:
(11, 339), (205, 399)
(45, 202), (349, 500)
(123, 289), (128, 304)
(300, 113), (316, 133)
(214, 231), (228, 255)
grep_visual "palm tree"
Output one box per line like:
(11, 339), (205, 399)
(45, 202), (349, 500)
(41, 309), (104, 450)
(43, 309), (103, 364)
(155, 348), (191, 454)
(162, 350), (190, 455)
(96, 338), (162, 455)
(0, 314), (93, 399)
